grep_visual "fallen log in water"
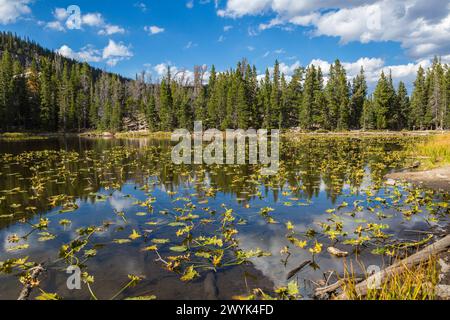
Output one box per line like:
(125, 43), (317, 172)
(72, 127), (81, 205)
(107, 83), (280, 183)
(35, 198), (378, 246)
(335, 234), (450, 300)
(287, 260), (312, 280)
(17, 264), (45, 301)
(313, 234), (450, 299)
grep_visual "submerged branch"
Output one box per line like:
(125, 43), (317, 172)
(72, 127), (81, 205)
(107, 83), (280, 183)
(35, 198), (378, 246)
(17, 264), (45, 300)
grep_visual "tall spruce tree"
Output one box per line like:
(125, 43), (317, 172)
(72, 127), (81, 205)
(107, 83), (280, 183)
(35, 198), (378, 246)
(410, 66), (427, 130)
(396, 81), (410, 130)
(349, 67), (367, 129)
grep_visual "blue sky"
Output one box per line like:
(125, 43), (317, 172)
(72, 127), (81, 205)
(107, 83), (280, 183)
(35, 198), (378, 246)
(0, 0), (449, 90)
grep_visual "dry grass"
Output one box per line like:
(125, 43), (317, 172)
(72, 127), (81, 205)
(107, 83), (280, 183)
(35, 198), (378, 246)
(342, 256), (439, 300)
(115, 131), (172, 139)
(415, 133), (450, 167)
(0, 132), (47, 140)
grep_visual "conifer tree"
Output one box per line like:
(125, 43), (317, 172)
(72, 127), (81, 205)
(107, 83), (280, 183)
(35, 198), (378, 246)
(39, 57), (55, 130)
(159, 76), (174, 131)
(270, 60), (281, 129)
(206, 65), (218, 128)
(396, 81), (410, 130)
(0, 50), (13, 130)
(58, 62), (70, 131)
(260, 69), (272, 129)
(349, 67), (367, 129)
(361, 96), (376, 130)
(410, 66), (427, 130)
(300, 65), (316, 130)
(373, 71), (390, 130)
(12, 60), (27, 128)
(27, 58), (40, 129)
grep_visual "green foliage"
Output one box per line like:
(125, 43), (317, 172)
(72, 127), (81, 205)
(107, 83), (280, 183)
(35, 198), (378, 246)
(0, 32), (449, 133)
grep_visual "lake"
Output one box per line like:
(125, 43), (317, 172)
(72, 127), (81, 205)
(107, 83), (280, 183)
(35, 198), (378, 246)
(0, 135), (448, 300)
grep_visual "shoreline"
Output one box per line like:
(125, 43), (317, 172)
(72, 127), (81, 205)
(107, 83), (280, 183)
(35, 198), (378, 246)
(385, 166), (450, 192)
(2, 130), (448, 138)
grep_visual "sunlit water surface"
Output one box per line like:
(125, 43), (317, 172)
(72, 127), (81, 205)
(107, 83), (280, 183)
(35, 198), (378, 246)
(0, 136), (448, 300)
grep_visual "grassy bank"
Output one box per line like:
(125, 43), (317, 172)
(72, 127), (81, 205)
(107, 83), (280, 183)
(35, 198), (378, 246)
(0, 132), (49, 141)
(78, 130), (172, 139)
(342, 256), (439, 300)
(415, 133), (450, 168)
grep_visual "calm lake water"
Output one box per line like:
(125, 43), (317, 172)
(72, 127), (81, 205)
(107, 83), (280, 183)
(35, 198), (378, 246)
(0, 136), (448, 300)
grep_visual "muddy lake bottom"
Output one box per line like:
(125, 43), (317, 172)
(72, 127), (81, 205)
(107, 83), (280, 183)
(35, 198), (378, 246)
(0, 136), (448, 300)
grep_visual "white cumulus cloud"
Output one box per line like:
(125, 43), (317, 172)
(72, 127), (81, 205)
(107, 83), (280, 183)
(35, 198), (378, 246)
(0, 0), (31, 24)
(47, 7), (125, 35)
(102, 39), (133, 66)
(217, 0), (450, 59)
(98, 24), (125, 36)
(144, 25), (165, 35)
(57, 40), (133, 67)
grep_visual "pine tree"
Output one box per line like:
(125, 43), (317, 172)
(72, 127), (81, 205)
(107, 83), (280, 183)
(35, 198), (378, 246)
(260, 69), (272, 129)
(193, 65), (207, 124)
(159, 77), (173, 131)
(336, 61), (350, 130)
(12, 60), (27, 128)
(349, 67), (367, 129)
(248, 65), (259, 127)
(0, 50), (14, 130)
(300, 65), (316, 130)
(285, 67), (303, 128)
(1, 30), (450, 134)
(314, 67), (326, 129)
(361, 96), (376, 130)
(145, 93), (159, 131)
(270, 60), (281, 129)
(223, 72), (237, 129)
(58, 62), (70, 131)
(78, 63), (91, 130)
(206, 65), (218, 128)
(325, 60), (350, 130)
(410, 66), (427, 130)
(216, 74), (228, 129)
(445, 66), (450, 128)
(427, 57), (445, 129)
(39, 57), (55, 130)
(373, 71), (390, 130)
(110, 76), (123, 132)
(396, 81), (410, 130)
(236, 78), (250, 129)
(27, 58), (40, 129)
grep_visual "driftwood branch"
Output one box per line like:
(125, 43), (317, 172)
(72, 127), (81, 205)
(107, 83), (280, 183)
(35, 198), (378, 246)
(336, 234), (450, 300)
(315, 278), (363, 298)
(17, 264), (45, 300)
(287, 260), (312, 280)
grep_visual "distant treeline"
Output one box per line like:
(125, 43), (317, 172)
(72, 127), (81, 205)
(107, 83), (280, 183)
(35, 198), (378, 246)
(0, 31), (449, 133)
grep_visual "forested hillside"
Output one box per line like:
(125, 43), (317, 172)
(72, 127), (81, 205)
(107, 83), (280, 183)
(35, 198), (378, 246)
(0, 31), (449, 133)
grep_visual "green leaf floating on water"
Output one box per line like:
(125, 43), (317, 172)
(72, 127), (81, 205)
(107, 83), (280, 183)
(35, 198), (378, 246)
(36, 291), (61, 300)
(152, 239), (170, 244)
(129, 229), (142, 240)
(170, 245), (188, 252)
(84, 249), (97, 257)
(287, 281), (299, 296)
(168, 222), (186, 227)
(113, 239), (132, 244)
(38, 232), (56, 242)
(6, 244), (29, 252)
(180, 265), (199, 282)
